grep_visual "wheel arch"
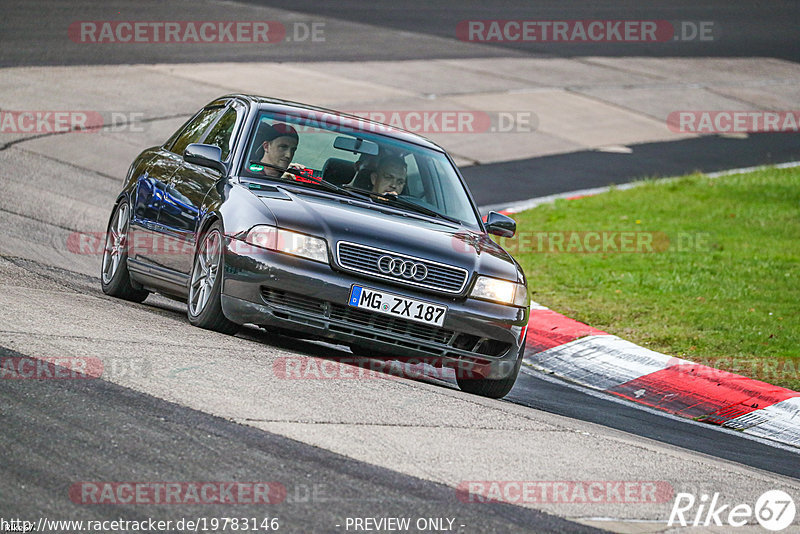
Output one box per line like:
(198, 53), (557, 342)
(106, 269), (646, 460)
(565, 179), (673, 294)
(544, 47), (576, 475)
(196, 211), (224, 246)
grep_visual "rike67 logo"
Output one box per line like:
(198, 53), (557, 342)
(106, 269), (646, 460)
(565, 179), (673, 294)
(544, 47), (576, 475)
(669, 490), (796, 531)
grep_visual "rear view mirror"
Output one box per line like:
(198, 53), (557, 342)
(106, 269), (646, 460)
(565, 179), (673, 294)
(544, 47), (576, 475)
(184, 143), (227, 175)
(334, 136), (380, 156)
(485, 211), (516, 237)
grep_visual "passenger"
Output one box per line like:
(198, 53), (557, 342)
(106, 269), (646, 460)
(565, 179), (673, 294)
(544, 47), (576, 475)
(255, 122), (301, 178)
(370, 156), (407, 196)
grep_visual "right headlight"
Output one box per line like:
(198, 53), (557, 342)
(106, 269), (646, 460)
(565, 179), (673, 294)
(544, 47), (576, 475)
(470, 276), (528, 307)
(245, 225), (329, 263)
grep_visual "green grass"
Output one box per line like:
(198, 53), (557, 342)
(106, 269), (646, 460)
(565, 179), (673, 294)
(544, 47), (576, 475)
(506, 166), (800, 391)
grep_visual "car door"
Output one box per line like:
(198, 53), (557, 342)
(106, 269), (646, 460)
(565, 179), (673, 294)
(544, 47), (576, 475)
(129, 150), (182, 269)
(156, 102), (245, 279)
(128, 104), (227, 288)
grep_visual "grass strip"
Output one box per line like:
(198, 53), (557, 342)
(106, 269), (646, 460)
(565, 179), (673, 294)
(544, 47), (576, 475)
(506, 166), (800, 391)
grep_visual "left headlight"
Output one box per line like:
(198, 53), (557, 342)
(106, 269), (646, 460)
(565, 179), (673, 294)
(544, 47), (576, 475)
(470, 276), (528, 307)
(245, 225), (329, 263)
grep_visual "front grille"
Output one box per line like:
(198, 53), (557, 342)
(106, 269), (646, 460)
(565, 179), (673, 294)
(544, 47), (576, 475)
(329, 304), (453, 345)
(337, 242), (468, 294)
(259, 288), (511, 359)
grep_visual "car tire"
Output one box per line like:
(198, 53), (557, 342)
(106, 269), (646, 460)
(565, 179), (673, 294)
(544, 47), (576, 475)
(456, 338), (524, 399)
(100, 201), (149, 303)
(187, 221), (239, 335)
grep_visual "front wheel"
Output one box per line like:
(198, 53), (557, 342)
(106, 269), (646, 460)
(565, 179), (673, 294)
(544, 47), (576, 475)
(100, 201), (149, 302)
(456, 340), (524, 399)
(187, 221), (239, 335)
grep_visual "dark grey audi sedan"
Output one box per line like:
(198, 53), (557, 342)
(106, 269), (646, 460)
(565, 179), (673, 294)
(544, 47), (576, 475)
(102, 94), (529, 398)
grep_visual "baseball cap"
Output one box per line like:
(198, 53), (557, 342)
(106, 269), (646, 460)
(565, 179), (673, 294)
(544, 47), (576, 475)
(258, 121), (299, 143)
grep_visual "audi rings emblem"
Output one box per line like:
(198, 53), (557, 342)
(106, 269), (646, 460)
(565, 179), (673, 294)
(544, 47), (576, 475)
(377, 255), (428, 282)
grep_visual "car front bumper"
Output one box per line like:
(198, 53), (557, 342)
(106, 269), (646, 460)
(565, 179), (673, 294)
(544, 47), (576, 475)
(220, 239), (528, 380)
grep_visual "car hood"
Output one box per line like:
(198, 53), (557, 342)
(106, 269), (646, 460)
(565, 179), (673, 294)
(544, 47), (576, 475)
(255, 188), (523, 284)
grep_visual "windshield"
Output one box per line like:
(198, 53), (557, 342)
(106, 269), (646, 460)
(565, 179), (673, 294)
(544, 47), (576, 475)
(238, 109), (481, 228)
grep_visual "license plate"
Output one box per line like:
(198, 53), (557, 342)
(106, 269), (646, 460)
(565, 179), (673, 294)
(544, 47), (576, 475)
(348, 285), (447, 327)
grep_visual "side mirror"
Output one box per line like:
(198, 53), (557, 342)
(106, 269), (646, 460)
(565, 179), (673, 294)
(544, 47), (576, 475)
(485, 211), (516, 237)
(184, 143), (227, 175)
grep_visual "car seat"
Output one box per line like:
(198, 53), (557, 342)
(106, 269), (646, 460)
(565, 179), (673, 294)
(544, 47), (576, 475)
(322, 158), (357, 185)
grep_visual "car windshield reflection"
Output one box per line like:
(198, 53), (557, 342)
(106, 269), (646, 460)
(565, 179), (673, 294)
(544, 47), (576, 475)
(239, 110), (480, 228)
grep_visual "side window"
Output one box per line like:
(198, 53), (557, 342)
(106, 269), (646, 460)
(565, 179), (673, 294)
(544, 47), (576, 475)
(204, 107), (239, 161)
(168, 107), (224, 156)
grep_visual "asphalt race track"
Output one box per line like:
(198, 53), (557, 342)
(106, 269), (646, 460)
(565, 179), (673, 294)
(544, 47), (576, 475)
(5, 0), (799, 64)
(0, 344), (596, 533)
(465, 132), (800, 207)
(1, 1), (799, 532)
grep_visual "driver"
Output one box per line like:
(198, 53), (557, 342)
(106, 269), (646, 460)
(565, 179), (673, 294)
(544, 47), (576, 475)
(370, 156), (407, 196)
(256, 122), (301, 178)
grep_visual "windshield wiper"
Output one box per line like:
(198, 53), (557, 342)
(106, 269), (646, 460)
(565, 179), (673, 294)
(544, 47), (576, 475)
(343, 185), (461, 224)
(248, 162), (371, 201)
